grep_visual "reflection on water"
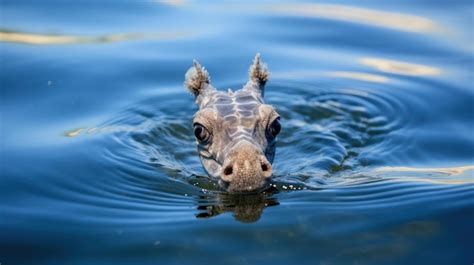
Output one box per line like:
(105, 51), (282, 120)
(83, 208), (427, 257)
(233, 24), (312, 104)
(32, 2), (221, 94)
(360, 57), (441, 76)
(0, 30), (189, 45)
(375, 165), (474, 175)
(373, 166), (474, 184)
(64, 125), (151, 137)
(64, 128), (83, 137)
(325, 71), (389, 83)
(262, 3), (437, 33)
(196, 188), (279, 223)
(155, 0), (187, 7)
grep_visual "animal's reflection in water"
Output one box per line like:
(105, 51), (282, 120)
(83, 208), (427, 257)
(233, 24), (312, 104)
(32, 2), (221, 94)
(196, 187), (279, 223)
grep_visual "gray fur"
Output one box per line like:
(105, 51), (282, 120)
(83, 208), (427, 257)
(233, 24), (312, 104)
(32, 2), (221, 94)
(185, 54), (279, 192)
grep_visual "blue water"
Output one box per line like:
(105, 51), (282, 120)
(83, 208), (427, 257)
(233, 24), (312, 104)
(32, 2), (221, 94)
(1, 1), (473, 264)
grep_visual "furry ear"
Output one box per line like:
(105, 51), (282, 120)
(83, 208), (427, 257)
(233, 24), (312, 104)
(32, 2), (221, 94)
(184, 60), (212, 97)
(245, 53), (269, 97)
(249, 53), (269, 87)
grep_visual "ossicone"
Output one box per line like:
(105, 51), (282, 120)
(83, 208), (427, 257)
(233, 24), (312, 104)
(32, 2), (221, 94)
(248, 53), (269, 86)
(184, 60), (212, 97)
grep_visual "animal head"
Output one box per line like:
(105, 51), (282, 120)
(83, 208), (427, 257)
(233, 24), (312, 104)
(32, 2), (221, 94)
(184, 54), (280, 192)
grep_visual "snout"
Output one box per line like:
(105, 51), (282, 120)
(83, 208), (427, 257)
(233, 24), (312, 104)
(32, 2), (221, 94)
(220, 142), (272, 192)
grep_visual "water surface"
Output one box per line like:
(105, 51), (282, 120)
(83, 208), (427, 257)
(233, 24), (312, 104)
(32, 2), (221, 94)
(1, 1), (473, 264)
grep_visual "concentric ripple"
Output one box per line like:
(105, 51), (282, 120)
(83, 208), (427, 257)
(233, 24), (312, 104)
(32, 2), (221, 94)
(57, 76), (471, 225)
(267, 80), (410, 187)
(87, 78), (410, 202)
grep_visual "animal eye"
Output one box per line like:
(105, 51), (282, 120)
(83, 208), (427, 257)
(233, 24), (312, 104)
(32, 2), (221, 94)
(194, 124), (210, 142)
(268, 118), (281, 137)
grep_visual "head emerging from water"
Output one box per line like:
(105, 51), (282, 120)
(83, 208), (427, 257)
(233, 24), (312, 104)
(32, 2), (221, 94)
(184, 54), (280, 192)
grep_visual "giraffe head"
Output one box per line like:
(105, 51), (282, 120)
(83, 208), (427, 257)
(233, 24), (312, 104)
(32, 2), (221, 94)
(184, 54), (280, 192)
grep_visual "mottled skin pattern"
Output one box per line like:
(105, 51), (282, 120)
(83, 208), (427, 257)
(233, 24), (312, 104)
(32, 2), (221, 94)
(184, 54), (281, 192)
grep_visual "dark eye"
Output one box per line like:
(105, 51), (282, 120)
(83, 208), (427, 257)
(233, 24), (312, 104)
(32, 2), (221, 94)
(194, 124), (210, 142)
(268, 118), (281, 137)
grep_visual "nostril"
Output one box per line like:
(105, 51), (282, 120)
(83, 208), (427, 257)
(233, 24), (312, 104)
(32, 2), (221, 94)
(260, 159), (273, 178)
(223, 165), (233, 176)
